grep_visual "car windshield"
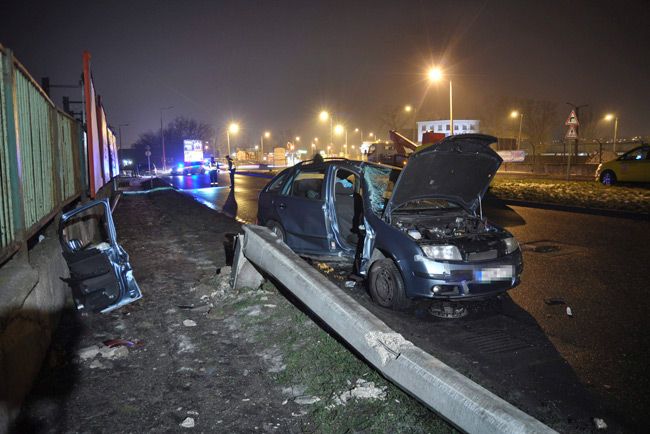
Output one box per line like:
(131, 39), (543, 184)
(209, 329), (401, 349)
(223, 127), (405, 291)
(362, 165), (401, 215)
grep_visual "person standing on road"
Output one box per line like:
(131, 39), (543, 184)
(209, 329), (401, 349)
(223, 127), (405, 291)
(226, 155), (235, 188)
(209, 157), (218, 185)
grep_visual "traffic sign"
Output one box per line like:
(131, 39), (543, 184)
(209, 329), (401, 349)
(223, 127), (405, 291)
(565, 125), (578, 139)
(145, 151), (151, 157)
(565, 110), (579, 126)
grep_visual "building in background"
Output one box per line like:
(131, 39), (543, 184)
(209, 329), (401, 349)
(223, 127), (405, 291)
(416, 119), (481, 142)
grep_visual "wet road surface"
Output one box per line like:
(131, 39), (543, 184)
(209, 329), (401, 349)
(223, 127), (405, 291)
(163, 171), (271, 223)
(166, 172), (649, 431)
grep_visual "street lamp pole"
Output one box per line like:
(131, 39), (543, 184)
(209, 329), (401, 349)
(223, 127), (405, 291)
(117, 123), (129, 150)
(516, 113), (523, 150)
(160, 106), (173, 171)
(449, 80), (453, 134)
(613, 117), (618, 153)
(261, 131), (270, 162)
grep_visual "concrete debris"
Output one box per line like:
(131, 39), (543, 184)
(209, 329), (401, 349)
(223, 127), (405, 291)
(187, 410), (199, 416)
(331, 379), (387, 406)
(259, 348), (286, 373)
(180, 417), (195, 428)
(246, 305), (262, 316)
(177, 335), (196, 353)
(263, 304), (276, 308)
(281, 385), (307, 397)
(183, 319), (198, 327)
(294, 395), (321, 405)
(364, 331), (413, 366)
(593, 418), (607, 430)
(78, 345), (100, 361)
(89, 359), (106, 369)
(99, 345), (129, 360)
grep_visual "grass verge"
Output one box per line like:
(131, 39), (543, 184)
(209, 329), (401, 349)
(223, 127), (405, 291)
(222, 282), (456, 434)
(490, 178), (650, 213)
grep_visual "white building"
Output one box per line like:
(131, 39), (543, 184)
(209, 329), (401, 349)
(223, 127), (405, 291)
(416, 119), (480, 142)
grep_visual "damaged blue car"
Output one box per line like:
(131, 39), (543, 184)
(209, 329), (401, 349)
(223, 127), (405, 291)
(257, 134), (523, 310)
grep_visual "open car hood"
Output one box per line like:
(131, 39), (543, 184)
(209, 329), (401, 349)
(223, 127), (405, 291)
(385, 134), (501, 217)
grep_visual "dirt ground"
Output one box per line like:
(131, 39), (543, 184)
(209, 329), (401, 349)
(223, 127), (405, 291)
(13, 188), (307, 433)
(13, 184), (452, 433)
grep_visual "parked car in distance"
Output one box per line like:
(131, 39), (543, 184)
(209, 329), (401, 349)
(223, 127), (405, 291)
(257, 134), (523, 310)
(596, 145), (650, 185)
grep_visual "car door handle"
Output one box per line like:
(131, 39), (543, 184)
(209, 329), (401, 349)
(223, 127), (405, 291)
(278, 203), (286, 210)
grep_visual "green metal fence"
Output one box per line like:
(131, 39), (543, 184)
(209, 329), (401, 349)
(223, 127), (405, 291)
(0, 45), (84, 264)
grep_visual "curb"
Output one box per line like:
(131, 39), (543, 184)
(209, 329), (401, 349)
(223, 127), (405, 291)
(498, 198), (650, 220)
(238, 225), (557, 434)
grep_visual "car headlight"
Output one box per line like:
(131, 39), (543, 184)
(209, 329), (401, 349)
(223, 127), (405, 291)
(503, 237), (519, 255)
(421, 245), (462, 261)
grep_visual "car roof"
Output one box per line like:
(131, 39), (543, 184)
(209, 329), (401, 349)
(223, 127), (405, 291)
(298, 158), (399, 172)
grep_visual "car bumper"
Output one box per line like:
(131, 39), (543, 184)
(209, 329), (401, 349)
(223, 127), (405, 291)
(407, 251), (523, 300)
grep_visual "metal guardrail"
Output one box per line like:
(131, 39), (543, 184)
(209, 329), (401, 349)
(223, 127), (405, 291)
(235, 225), (556, 434)
(0, 44), (84, 265)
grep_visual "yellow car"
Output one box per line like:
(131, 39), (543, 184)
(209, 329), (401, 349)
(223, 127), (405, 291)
(596, 145), (650, 185)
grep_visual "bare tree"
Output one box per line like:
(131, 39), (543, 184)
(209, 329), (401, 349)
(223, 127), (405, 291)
(522, 99), (559, 161)
(378, 105), (408, 133)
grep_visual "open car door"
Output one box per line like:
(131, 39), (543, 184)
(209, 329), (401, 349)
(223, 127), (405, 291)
(58, 199), (142, 313)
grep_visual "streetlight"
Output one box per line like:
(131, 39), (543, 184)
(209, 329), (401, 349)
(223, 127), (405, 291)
(334, 124), (347, 156)
(261, 131), (270, 162)
(427, 66), (453, 135)
(319, 110), (333, 151)
(117, 123), (129, 150)
(510, 110), (524, 150)
(227, 122), (240, 156)
(354, 127), (364, 145)
(368, 132), (375, 140)
(404, 104), (419, 141)
(604, 114), (619, 153)
(160, 106), (173, 170)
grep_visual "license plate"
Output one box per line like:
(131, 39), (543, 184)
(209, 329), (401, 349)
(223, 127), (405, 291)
(475, 266), (513, 282)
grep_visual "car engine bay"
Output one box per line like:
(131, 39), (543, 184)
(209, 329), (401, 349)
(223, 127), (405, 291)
(392, 211), (508, 260)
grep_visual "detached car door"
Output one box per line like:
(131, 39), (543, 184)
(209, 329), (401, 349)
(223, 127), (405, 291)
(276, 166), (330, 254)
(58, 199), (142, 313)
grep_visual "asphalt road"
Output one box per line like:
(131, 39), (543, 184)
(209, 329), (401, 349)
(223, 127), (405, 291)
(164, 171), (271, 223)
(165, 172), (649, 430)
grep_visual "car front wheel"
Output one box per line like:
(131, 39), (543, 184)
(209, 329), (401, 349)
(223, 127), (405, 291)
(267, 221), (286, 243)
(368, 259), (410, 310)
(600, 170), (616, 186)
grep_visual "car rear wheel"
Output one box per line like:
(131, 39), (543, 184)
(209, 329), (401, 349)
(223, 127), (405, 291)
(267, 221), (286, 243)
(600, 170), (616, 186)
(368, 259), (410, 310)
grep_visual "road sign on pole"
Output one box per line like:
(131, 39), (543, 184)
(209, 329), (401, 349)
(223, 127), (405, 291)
(565, 110), (579, 126)
(565, 125), (578, 139)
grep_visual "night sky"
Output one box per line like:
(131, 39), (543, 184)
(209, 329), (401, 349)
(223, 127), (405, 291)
(1, 0), (648, 148)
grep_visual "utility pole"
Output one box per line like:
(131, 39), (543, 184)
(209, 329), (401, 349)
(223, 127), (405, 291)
(160, 106), (174, 171)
